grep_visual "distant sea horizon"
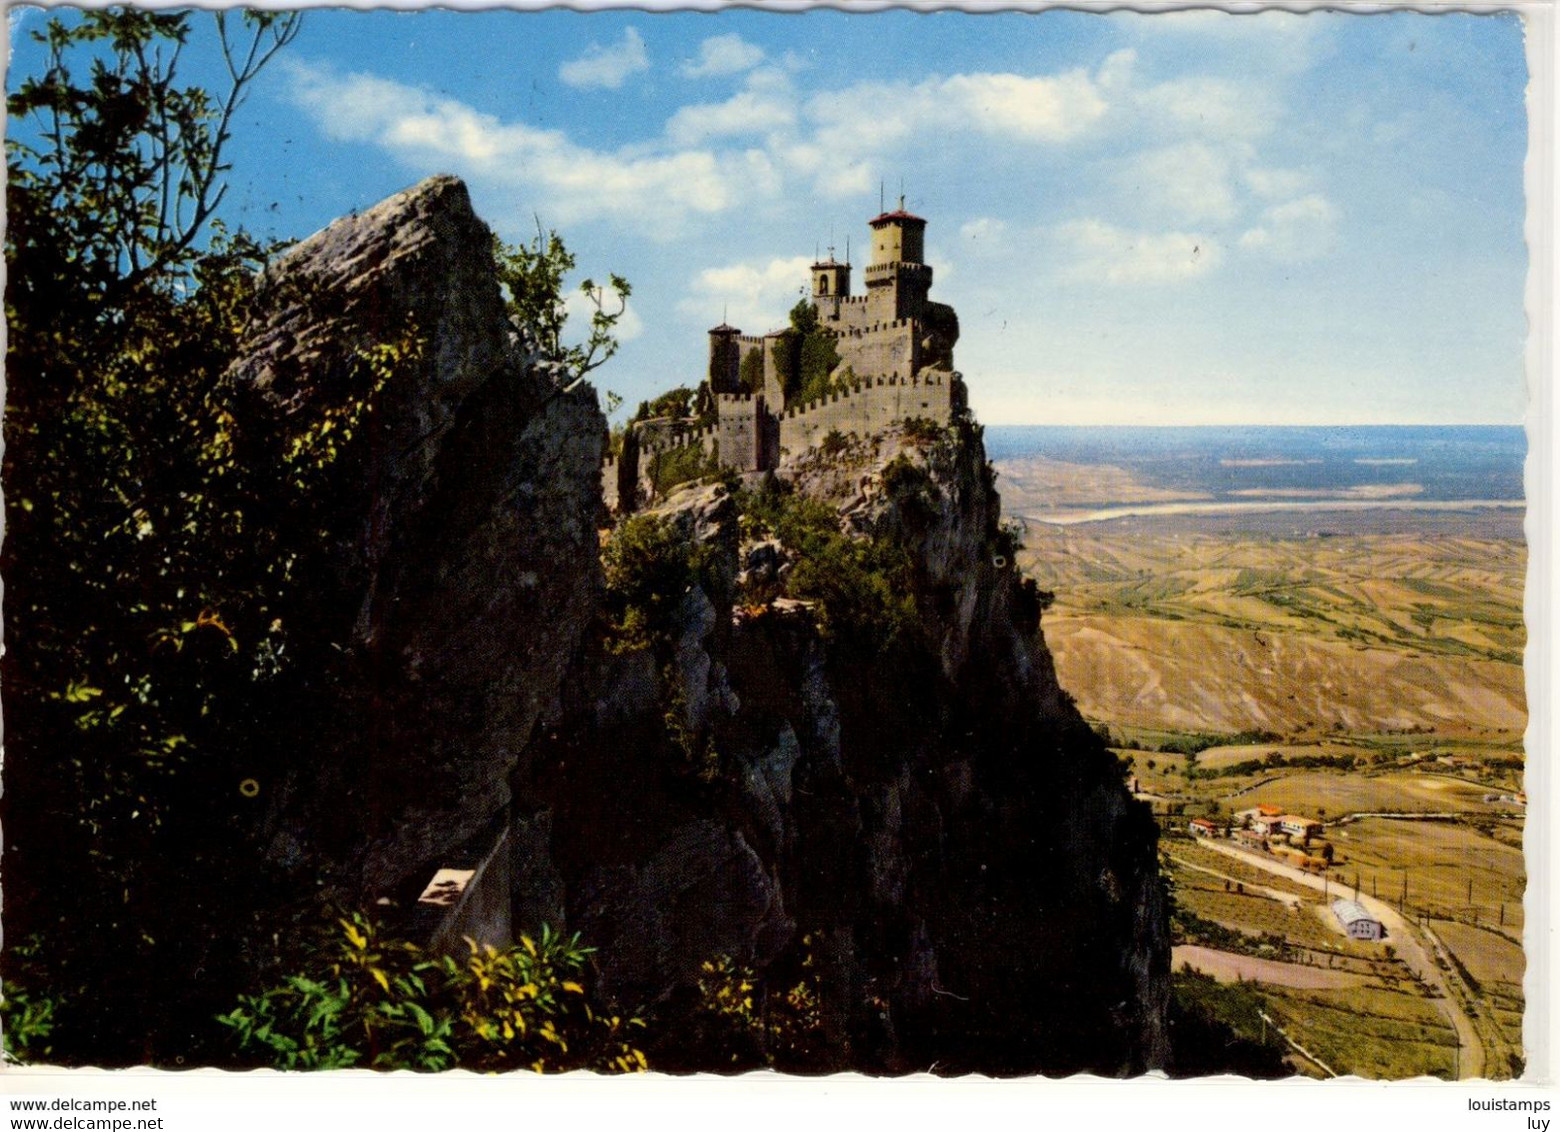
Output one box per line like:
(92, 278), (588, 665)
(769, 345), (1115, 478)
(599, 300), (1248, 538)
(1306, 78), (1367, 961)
(984, 424), (1527, 505)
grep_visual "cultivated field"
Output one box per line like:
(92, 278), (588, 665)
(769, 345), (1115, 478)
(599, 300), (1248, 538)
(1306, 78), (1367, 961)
(1431, 919), (1525, 1057)
(1330, 817), (1525, 932)
(1263, 983), (1459, 1079)
(1003, 453), (1529, 1079)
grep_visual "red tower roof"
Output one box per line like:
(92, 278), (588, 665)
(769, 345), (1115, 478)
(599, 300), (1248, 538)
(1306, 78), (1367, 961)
(869, 208), (926, 227)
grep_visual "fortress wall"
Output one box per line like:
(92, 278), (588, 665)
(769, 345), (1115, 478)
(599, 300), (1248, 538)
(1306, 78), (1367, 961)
(834, 319), (919, 380)
(634, 424), (724, 499)
(819, 293), (876, 333)
(715, 392), (763, 471)
(779, 374), (953, 455)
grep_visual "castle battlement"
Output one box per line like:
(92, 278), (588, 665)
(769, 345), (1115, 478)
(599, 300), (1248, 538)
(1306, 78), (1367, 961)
(783, 371), (950, 419)
(864, 261), (932, 282)
(834, 317), (916, 336)
(609, 203), (961, 514)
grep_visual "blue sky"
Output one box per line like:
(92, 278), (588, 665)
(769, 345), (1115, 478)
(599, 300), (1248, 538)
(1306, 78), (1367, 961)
(11, 6), (1531, 425)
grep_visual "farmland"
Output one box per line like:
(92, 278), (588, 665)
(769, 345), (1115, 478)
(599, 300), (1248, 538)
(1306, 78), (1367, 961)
(1000, 448), (1528, 1080)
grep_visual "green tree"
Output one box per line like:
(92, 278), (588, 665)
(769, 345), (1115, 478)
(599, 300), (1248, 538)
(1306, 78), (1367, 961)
(4, 10), (637, 1068)
(4, 9), (308, 1065)
(494, 224), (631, 381)
(766, 298), (842, 405)
(738, 347), (765, 393)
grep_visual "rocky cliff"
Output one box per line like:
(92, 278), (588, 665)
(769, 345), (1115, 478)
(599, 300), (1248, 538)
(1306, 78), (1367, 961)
(223, 176), (1170, 1075)
(222, 176), (605, 895)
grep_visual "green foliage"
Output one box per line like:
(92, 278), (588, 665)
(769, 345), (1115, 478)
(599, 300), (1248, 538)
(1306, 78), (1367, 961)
(785, 299), (842, 405)
(2, 8), (323, 1064)
(1201, 748), (1357, 780)
(1172, 905), (1296, 963)
(7, 10), (300, 309)
(819, 430), (850, 457)
(736, 483), (920, 654)
(1168, 968), (1289, 1078)
(219, 913), (646, 1073)
(900, 416), (945, 446)
(1, 938), (62, 1065)
(647, 442), (723, 498)
(494, 224), (631, 382)
(633, 386), (698, 422)
(738, 347), (765, 393)
(662, 667), (722, 783)
(1156, 729), (1282, 759)
(4, 10), (645, 1068)
(602, 513), (720, 652)
(769, 330), (800, 400)
(677, 946), (827, 1071)
(796, 342), (841, 405)
(880, 453), (943, 532)
(994, 519), (1027, 559)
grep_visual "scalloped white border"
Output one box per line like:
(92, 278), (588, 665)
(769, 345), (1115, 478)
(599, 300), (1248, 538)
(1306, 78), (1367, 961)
(2, 1), (1553, 1122)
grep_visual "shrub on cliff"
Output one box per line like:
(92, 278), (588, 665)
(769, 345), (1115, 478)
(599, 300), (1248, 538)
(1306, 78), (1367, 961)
(602, 513), (721, 651)
(736, 482), (920, 655)
(495, 226), (630, 382)
(219, 914), (646, 1073)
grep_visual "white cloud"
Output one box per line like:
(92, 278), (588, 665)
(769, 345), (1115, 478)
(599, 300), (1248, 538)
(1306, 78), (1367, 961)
(1096, 48), (1137, 94)
(558, 28), (649, 91)
(815, 161), (875, 198)
(681, 33), (764, 79)
(1123, 9), (1330, 76)
(1239, 194), (1339, 262)
(285, 60), (769, 232)
(808, 65), (1110, 156)
(667, 87), (796, 146)
(678, 255), (814, 334)
(1055, 219), (1223, 285)
(1126, 142), (1238, 223)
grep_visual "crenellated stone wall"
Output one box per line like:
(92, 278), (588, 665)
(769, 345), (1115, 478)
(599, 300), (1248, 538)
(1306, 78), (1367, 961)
(779, 372), (957, 455)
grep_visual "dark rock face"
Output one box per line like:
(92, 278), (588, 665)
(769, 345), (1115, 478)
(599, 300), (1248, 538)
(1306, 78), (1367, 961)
(520, 431), (1171, 1074)
(222, 176), (605, 895)
(224, 176), (1168, 1074)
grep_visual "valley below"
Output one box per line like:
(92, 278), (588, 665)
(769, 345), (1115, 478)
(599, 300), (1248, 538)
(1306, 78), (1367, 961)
(997, 439), (1529, 1080)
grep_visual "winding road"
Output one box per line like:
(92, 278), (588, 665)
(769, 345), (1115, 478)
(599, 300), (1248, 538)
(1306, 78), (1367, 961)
(1197, 838), (1486, 1079)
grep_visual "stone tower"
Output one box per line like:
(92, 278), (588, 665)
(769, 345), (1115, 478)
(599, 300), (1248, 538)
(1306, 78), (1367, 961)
(707, 322), (743, 394)
(866, 199), (933, 323)
(811, 251), (852, 320)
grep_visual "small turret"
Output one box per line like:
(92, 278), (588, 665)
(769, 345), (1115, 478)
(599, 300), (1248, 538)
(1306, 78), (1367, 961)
(707, 321), (743, 394)
(811, 251), (851, 299)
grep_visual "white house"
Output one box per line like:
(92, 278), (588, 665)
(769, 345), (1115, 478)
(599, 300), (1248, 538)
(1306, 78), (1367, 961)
(1332, 898), (1385, 941)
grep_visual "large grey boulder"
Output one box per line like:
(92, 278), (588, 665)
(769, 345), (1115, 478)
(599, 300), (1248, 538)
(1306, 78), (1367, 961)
(223, 175), (605, 895)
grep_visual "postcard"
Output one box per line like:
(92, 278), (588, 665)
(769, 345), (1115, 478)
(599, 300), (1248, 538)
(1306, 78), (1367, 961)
(1, 0), (1551, 1122)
